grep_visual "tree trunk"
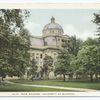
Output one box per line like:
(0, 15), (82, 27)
(69, 74), (73, 80)
(90, 74), (93, 82)
(63, 74), (66, 82)
(45, 71), (48, 79)
(2, 77), (4, 81)
(47, 70), (49, 80)
(48, 73), (49, 80)
(95, 74), (98, 82)
(76, 74), (78, 79)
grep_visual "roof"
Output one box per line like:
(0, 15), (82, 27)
(42, 17), (64, 32)
(43, 22), (63, 31)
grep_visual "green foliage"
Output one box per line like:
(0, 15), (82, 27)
(27, 58), (38, 80)
(93, 12), (100, 38)
(9, 29), (31, 77)
(55, 36), (100, 82)
(0, 9), (30, 80)
(63, 35), (83, 56)
(76, 38), (100, 81)
(55, 35), (82, 81)
(43, 55), (53, 79)
(82, 38), (99, 46)
(55, 49), (71, 81)
(93, 13), (100, 31)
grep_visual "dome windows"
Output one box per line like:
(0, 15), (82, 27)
(46, 30), (50, 34)
(42, 17), (64, 37)
(54, 30), (58, 33)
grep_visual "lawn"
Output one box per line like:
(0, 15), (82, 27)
(10, 79), (100, 90)
(0, 83), (70, 92)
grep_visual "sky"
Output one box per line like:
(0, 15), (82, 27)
(25, 9), (99, 40)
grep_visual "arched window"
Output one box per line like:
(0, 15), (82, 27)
(40, 54), (43, 59)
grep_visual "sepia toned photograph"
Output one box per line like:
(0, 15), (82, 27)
(0, 3), (100, 96)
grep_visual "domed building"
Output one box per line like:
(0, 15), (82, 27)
(30, 17), (70, 79)
(43, 17), (64, 37)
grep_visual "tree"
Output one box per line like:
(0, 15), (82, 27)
(92, 12), (100, 81)
(8, 29), (31, 78)
(71, 38), (100, 81)
(27, 58), (37, 81)
(17, 29), (31, 77)
(82, 38), (99, 46)
(93, 46), (100, 82)
(93, 12), (100, 38)
(43, 55), (53, 79)
(55, 49), (71, 81)
(63, 35), (83, 56)
(82, 38), (100, 81)
(77, 44), (100, 82)
(61, 35), (83, 79)
(0, 9), (30, 80)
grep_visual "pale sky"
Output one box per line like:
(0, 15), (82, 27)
(25, 9), (99, 40)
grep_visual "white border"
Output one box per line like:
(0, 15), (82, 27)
(0, 0), (100, 3)
(0, 3), (100, 9)
(0, 92), (100, 96)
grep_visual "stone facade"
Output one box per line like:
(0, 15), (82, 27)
(30, 17), (70, 79)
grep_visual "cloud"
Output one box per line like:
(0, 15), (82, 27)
(64, 24), (97, 40)
(24, 22), (41, 36)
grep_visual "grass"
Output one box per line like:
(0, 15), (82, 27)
(10, 79), (100, 90)
(1, 79), (100, 91)
(0, 83), (71, 92)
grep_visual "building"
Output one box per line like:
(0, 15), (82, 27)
(30, 17), (70, 79)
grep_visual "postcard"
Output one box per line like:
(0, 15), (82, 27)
(0, 3), (100, 96)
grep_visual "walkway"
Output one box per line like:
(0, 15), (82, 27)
(20, 84), (99, 92)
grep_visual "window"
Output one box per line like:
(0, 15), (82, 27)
(54, 30), (58, 33)
(36, 57), (39, 59)
(32, 53), (34, 56)
(68, 40), (70, 43)
(62, 39), (64, 42)
(37, 53), (39, 55)
(54, 53), (56, 55)
(40, 54), (43, 59)
(44, 41), (47, 46)
(50, 30), (54, 33)
(53, 38), (55, 41)
(58, 38), (60, 41)
(45, 54), (47, 56)
(40, 66), (42, 68)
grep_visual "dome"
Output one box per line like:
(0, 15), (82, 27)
(42, 17), (64, 36)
